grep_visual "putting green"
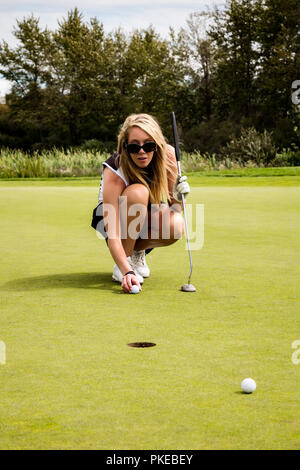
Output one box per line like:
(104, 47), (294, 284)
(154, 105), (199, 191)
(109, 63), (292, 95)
(0, 177), (300, 449)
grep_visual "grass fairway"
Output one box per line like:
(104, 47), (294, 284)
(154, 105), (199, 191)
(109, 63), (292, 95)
(0, 176), (300, 450)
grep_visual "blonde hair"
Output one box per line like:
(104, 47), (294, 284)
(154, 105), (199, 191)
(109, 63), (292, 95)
(117, 113), (175, 204)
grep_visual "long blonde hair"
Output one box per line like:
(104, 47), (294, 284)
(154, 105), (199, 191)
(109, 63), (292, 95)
(117, 113), (175, 204)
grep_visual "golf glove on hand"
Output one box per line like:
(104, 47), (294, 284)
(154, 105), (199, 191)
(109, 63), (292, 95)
(173, 175), (190, 202)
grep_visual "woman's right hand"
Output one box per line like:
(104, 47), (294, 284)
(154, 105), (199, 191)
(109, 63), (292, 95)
(121, 273), (142, 293)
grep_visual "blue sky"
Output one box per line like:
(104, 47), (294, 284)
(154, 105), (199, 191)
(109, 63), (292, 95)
(0, 0), (225, 96)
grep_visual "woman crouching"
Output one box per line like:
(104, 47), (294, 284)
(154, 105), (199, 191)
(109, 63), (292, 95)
(91, 113), (190, 293)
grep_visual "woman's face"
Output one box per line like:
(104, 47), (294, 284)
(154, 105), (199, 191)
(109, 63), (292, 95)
(127, 126), (156, 168)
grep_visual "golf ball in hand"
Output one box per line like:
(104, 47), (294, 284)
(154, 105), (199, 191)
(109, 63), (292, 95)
(241, 378), (256, 394)
(130, 285), (140, 294)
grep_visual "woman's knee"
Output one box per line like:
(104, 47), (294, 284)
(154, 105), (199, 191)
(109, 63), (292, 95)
(159, 210), (184, 244)
(122, 184), (149, 204)
(170, 212), (185, 241)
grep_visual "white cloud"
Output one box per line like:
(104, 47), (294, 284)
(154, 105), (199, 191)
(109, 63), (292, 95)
(0, 1), (225, 41)
(1, 1), (221, 9)
(0, 78), (12, 100)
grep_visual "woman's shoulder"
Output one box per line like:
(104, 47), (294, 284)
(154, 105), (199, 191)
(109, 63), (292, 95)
(104, 152), (120, 170)
(166, 144), (176, 162)
(102, 152), (128, 186)
(166, 143), (175, 153)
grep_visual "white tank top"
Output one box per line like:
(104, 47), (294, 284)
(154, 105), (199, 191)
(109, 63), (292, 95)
(98, 153), (129, 203)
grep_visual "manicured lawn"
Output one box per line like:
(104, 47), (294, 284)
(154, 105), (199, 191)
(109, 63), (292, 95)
(0, 176), (299, 449)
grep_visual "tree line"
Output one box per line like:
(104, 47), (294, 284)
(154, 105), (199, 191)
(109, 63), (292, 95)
(0, 0), (300, 155)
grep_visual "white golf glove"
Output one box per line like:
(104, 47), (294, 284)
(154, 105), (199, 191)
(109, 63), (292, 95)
(173, 175), (190, 202)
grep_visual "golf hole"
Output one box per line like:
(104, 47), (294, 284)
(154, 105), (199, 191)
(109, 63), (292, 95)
(128, 342), (156, 348)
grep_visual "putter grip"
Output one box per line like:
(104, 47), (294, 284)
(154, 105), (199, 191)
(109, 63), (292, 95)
(170, 112), (181, 162)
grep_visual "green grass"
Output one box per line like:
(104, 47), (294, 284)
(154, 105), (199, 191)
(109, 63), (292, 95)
(1, 166), (300, 186)
(0, 177), (300, 449)
(188, 165), (300, 177)
(0, 147), (108, 178)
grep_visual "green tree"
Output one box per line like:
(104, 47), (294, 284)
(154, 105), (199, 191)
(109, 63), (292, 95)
(125, 27), (191, 131)
(209, 0), (263, 121)
(0, 15), (52, 146)
(50, 8), (107, 145)
(177, 12), (217, 121)
(256, 0), (300, 145)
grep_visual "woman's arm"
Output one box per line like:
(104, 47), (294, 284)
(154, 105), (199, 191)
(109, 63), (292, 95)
(166, 144), (182, 209)
(102, 168), (133, 276)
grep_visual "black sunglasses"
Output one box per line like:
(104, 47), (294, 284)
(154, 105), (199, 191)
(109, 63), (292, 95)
(124, 141), (157, 154)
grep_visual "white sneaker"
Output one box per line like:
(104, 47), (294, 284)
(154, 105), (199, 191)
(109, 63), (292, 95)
(112, 257), (144, 284)
(131, 250), (150, 278)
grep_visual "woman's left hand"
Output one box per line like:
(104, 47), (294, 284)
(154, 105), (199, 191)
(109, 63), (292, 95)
(173, 175), (190, 201)
(122, 273), (142, 294)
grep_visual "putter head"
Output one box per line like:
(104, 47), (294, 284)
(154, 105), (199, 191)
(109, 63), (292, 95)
(181, 283), (196, 292)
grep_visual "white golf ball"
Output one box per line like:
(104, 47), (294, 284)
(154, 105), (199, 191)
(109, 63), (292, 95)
(130, 285), (140, 294)
(241, 378), (256, 394)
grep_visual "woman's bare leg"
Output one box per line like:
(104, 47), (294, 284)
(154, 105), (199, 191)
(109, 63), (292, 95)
(118, 185), (184, 254)
(134, 203), (184, 251)
(120, 184), (149, 256)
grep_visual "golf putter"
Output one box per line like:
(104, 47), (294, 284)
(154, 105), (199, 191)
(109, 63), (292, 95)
(170, 111), (196, 292)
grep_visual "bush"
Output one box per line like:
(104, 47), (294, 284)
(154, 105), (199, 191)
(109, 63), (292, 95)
(182, 118), (241, 155)
(219, 127), (277, 165)
(273, 147), (300, 167)
(180, 151), (250, 172)
(79, 139), (116, 154)
(180, 151), (214, 172)
(272, 118), (300, 150)
(0, 148), (109, 178)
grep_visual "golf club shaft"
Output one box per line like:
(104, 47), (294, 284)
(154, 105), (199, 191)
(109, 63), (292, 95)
(170, 112), (193, 284)
(181, 193), (193, 285)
